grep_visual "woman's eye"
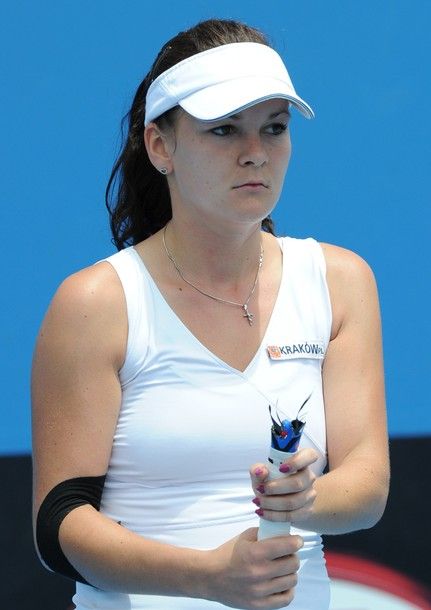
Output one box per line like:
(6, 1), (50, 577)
(266, 122), (289, 135)
(210, 125), (236, 136)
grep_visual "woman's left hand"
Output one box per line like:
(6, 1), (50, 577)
(249, 448), (319, 525)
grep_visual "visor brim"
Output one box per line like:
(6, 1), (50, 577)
(179, 76), (314, 121)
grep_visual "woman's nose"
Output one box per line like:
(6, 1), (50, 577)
(238, 135), (269, 167)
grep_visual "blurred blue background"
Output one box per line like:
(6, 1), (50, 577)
(1, 0), (430, 454)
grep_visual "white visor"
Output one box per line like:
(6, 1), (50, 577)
(145, 42), (314, 126)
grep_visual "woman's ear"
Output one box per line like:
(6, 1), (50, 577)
(144, 122), (173, 174)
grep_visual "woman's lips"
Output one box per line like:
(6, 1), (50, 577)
(233, 182), (268, 190)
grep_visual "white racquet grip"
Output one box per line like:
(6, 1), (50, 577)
(257, 447), (295, 540)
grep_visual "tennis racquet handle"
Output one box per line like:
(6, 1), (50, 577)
(257, 447), (295, 540)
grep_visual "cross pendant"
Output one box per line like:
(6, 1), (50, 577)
(242, 304), (254, 326)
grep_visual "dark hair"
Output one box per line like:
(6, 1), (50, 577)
(106, 19), (276, 250)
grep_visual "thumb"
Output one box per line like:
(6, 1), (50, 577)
(238, 527), (259, 542)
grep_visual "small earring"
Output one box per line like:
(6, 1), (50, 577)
(159, 167), (168, 175)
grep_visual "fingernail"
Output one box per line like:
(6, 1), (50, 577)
(254, 467), (263, 476)
(256, 484), (265, 494)
(279, 463), (291, 473)
(252, 497), (261, 506)
(255, 508), (264, 516)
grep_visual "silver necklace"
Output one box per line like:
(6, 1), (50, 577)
(162, 225), (264, 326)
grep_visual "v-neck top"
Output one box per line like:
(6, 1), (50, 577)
(73, 236), (332, 610)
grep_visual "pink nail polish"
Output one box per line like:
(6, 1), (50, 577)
(252, 497), (261, 506)
(256, 484), (265, 494)
(255, 508), (264, 517)
(279, 463), (291, 473)
(254, 467), (263, 476)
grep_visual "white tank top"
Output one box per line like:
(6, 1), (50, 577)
(73, 236), (332, 610)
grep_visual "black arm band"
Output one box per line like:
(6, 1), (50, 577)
(36, 475), (106, 584)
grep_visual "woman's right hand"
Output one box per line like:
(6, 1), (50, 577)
(206, 528), (302, 609)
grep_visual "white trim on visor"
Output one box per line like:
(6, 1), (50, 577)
(144, 42), (314, 126)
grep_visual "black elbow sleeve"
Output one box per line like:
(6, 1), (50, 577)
(35, 475), (106, 584)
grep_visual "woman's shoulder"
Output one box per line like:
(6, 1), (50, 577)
(53, 258), (125, 315)
(278, 235), (376, 281)
(41, 258), (128, 369)
(317, 242), (379, 338)
(318, 242), (377, 286)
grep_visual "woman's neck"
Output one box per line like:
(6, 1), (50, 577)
(162, 217), (266, 291)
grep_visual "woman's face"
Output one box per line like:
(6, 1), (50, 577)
(165, 98), (292, 230)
